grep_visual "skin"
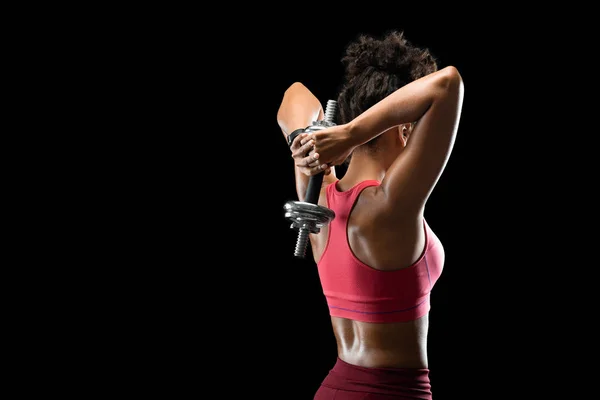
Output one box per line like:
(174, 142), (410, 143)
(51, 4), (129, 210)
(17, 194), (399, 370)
(277, 65), (464, 369)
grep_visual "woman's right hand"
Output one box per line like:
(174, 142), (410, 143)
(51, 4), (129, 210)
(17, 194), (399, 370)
(291, 133), (332, 176)
(302, 123), (356, 168)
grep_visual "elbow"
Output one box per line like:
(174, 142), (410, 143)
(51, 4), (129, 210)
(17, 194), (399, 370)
(436, 66), (463, 94)
(279, 82), (307, 113)
(286, 81), (307, 93)
(278, 82), (303, 120)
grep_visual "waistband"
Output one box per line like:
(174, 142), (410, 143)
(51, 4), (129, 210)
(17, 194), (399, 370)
(321, 357), (432, 399)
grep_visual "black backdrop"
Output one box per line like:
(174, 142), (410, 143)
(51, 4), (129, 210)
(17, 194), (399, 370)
(117, 11), (589, 399)
(242, 22), (509, 398)
(269, 24), (480, 399)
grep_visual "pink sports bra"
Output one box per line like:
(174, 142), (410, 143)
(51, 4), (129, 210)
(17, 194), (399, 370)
(317, 180), (445, 323)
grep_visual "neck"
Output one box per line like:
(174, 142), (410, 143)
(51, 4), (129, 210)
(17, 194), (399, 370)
(341, 152), (387, 186)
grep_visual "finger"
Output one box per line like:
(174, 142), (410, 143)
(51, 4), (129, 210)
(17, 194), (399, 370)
(299, 134), (315, 146)
(291, 133), (308, 150)
(299, 139), (315, 155)
(307, 157), (323, 168)
(297, 152), (319, 167)
(310, 163), (329, 174)
(292, 143), (314, 159)
(292, 140), (314, 158)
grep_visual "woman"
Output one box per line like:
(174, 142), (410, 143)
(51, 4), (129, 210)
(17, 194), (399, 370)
(277, 30), (464, 399)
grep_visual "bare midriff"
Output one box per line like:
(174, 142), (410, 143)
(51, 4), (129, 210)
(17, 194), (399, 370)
(331, 314), (429, 369)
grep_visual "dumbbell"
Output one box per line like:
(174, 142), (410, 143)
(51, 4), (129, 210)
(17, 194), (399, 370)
(284, 99), (337, 258)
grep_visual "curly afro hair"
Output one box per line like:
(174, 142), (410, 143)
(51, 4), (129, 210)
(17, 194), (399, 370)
(336, 30), (438, 154)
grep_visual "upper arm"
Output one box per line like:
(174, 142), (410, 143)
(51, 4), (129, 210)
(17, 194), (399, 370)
(381, 66), (464, 214)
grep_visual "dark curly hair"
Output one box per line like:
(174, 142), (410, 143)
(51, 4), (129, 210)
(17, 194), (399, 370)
(336, 30), (438, 161)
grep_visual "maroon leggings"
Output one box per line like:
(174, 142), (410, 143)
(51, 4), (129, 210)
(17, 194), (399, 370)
(313, 358), (432, 400)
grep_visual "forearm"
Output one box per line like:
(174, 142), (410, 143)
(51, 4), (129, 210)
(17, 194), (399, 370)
(294, 167), (310, 201)
(347, 66), (459, 146)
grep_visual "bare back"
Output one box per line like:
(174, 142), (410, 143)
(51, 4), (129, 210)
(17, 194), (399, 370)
(300, 66), (462, 370)
(309, 180), (430, 369)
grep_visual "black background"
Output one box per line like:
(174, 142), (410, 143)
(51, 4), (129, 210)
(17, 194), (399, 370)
(268, 23), (476, 395)
(114, 10), (591, 399)
(257, 23), (507, 398)
(17, 4), (596, 398)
